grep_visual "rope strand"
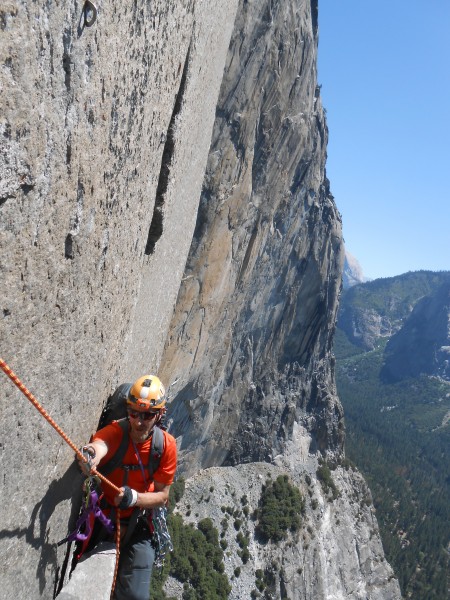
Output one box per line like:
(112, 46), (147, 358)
(111, 508), (121, 600)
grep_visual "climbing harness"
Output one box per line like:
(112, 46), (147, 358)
(83, 0), (98, 27)
(0, 358), (121, 600)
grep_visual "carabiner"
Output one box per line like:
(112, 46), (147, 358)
(83, 0), (98, 28)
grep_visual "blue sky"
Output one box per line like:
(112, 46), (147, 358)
(318, 0), (450, 280)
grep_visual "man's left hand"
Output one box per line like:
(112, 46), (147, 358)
(115, 486), (138, 509)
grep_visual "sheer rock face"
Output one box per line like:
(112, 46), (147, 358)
(160, 0), (344, 474)
(158, 1), (400, 596)
(0, 1), (238, 597)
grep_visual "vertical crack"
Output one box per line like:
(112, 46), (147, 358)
(310, 0), (318, 35)
(145, 44), (191, 255)
(62, 28), (72, 92)
(65, 177), (84, 259)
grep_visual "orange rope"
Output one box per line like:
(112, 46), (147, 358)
(111, 508), (121, 600)
(0, 357), (122, 597)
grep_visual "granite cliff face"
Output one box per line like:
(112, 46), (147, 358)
(0, 1), (238, 597)
(161, 0), (345, 474)
(169, 462), (400, 600)
(158, 0), (400, 597)
(1, 1), (401, 599)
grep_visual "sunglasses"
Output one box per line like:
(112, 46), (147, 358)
(127, 409), (159, 421)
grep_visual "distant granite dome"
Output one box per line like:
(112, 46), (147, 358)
(343, 250), (368, 288)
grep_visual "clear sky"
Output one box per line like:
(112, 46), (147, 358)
(318, 0), (450, 280)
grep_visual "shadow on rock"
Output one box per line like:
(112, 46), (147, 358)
(0, 461), (84, 597)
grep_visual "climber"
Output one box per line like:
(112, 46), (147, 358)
(78, 375), (177, 600)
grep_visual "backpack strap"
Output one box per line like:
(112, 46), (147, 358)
(148, 425), (164, 480)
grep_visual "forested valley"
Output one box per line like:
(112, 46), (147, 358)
(335, 272), (450, 599)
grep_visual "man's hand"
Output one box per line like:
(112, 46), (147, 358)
(115, 486), (138, 509)
(77, 440), (108, 475)
(77, 445), (97, 475)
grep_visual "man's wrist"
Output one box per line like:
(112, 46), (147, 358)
(118, 486), (139, 509)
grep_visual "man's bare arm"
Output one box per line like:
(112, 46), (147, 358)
(114, 480), (171, 509)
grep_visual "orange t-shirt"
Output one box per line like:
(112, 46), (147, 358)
(92, 421), (177, 516)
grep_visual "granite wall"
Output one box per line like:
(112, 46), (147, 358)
(0, 1), (238, 597)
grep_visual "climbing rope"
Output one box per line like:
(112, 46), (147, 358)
(111, 511), (121, 600)
(0, 358), (121, 598)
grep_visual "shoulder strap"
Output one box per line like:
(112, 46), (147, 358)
(148, 426), (164, 480)
(97, 419), (129, 476)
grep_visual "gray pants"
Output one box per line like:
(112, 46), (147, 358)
(113, 521), (155, 600)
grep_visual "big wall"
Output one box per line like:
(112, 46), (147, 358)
(0, 1), (238, 597)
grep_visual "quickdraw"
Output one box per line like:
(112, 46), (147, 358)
(152, 506), (174, 570)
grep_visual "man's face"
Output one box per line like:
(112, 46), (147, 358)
(127, 408), (159, 442)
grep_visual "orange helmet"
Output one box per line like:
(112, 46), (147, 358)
(127, 375), (166, 411)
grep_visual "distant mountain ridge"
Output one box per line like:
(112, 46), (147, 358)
(381, 280), (450, 382)
(338, 271), (450, 365)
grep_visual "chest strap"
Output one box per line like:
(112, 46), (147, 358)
(98, 419), (164, 484)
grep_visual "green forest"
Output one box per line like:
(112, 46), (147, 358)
(335, 329), (450, 599)
(151, 475), (304, 599)
(150, 479), (231, 600)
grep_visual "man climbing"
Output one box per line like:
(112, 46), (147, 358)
(79, 374), (177, 600)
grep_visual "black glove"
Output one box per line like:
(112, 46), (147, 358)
(118, 486), (138, 509)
